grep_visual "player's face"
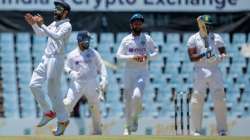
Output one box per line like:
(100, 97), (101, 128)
(78, 41), (89, 51)
(54, 5), (64, 20)
(130, 20), (143, 36)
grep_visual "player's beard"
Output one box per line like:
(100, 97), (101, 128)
(54, 10), (63, 21)
(78, 42), (89, 51)
(132, 27), (142, 36)
(206, 24), (213, 34)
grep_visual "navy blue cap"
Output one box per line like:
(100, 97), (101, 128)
(130, 13), (144, 23)
(54, 0), (71, 12)
(77, 31), (91, 44)
(198, 15), (215, 25)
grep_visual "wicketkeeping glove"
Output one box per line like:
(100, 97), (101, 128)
(97, 90), (105, 101)
(99, 80), (107, 92)
(97, 80), (107, 102)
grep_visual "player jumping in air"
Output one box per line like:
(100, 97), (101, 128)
(187, 15), (228, 136)
(25, 0), (71, 136)
(116, 13), (158, 135)
(63, 31), (107, 135)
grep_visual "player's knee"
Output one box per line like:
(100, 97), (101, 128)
(213, 88), (226, 102)
(191, 91), (205, 104)
(29, 82), (40, 91)
(133, 91), (141, 99)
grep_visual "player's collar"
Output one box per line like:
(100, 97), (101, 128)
(131, 32), (141, 39)
(78, 47), (90, 54)
(199, 32), (214, 39)
(131, 33), (146, 46)
(55, 18), (70, 26)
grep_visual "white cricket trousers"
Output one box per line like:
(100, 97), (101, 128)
(29, 55), (68, 122)
(123, 69), (149, 128)
(191, 66), (227, 134)
(63, 79), (102, 134)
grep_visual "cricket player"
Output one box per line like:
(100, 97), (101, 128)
(116, 13), (158, 135)
(63, 31), (107, 135)
(25, 0), (71, 136)
(187, 15), (228, 136)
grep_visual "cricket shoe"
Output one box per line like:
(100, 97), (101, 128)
(123, 126), (131, 135)
(218, 130), (227, 136)
(36, 111), (56, 127)
(192, 131), (201, 136)
(131, 116), (138, 132)
(52, 120), (70, 136)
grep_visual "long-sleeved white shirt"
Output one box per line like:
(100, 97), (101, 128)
(32, 19), (72, 57)
(116, 33), (158, 70)
(65, 48), (107, 84)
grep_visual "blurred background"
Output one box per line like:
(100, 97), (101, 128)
(0, 0), (250, 136)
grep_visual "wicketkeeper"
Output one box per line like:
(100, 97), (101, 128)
(63, 31), (107, 135)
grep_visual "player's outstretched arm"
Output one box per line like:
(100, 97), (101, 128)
(65, 55), (79, 80)
(40, 22), (72, 40)
(95, 51), (108, 101)
(96, 51), (108, 91)
(188, 47), (206, 62)
(147, 37), (159, 60)
(116, 40), (135, 60)
(116, 48), (134, 60)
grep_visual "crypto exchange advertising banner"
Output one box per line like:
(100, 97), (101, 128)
(0, 0), (249, 12)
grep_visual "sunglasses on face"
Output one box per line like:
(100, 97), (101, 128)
(55, 5), (64, 13)
(205, 24), (214, 29)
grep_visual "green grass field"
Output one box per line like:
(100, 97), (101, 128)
(0, 136), (250, 140)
